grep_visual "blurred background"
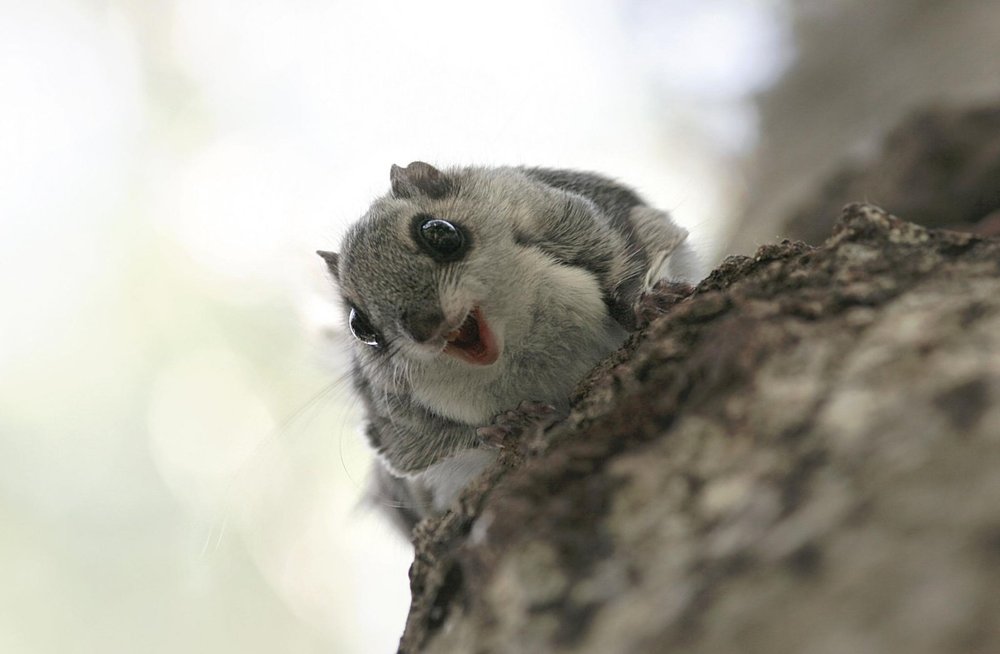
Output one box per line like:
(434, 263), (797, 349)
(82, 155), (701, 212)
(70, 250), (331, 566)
(2, 1), (997, 652)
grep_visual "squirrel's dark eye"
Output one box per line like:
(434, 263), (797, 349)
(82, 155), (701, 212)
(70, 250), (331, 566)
(349, 307), (381, 347)
(413, 215), (468, 262)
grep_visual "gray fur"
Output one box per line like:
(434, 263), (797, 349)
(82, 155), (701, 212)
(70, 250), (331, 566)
(325, 163), (701, 532)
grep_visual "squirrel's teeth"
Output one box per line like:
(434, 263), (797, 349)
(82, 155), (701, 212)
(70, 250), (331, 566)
(443, 307), (499, 366)
(446, 312), (479, 347)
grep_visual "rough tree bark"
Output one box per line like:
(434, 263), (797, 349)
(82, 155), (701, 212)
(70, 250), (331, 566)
(396, 203), (1000, 654)
(395, 103), (1000, 652)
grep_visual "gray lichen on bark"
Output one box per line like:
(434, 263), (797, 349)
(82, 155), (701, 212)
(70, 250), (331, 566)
(398, 203), (1000, 654)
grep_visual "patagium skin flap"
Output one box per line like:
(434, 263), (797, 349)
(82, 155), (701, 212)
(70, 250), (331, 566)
(319, 161), (701, 532)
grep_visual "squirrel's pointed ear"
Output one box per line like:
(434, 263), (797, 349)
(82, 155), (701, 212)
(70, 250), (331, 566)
(317, 250), (339, 278)
(390, 161), (455, 199)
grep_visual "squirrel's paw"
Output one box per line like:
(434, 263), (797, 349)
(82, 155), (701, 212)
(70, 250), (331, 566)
(634, 279), (695, 329)
(476, 401), (562, 449)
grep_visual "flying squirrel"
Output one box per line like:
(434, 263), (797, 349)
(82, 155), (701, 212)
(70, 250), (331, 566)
(318, 162), (702, 534)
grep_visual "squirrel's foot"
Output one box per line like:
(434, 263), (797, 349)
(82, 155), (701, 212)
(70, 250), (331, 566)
(476, 401), (562, 449)
(634, 279), (694, 329)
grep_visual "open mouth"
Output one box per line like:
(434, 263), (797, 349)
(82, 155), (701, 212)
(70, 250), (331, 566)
(444, 306), (500, 366)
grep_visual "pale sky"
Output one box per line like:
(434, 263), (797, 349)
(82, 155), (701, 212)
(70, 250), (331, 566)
(0, 1), (790, 651)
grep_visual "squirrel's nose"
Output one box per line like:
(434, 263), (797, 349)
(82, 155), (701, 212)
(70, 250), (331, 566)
(400, 307), (445, 343)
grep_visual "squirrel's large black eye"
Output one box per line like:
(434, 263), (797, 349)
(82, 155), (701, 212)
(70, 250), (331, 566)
(349, 307), (381, 347)
(413, 215), (468, 262)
